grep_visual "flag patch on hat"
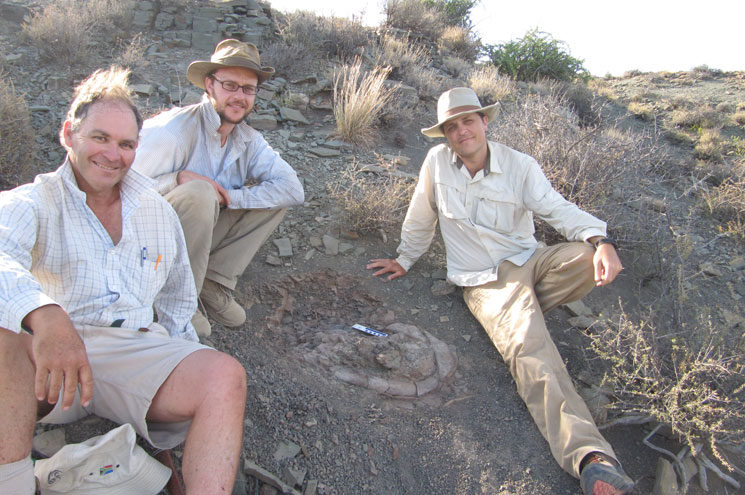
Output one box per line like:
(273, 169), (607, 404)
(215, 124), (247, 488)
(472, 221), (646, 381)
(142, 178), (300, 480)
(99, 464), (115, 475)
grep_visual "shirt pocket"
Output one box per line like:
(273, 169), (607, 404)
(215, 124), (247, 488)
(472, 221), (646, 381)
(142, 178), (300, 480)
(435, 183), (468, 220)
(474, 190), (520, 233)
(134, 259), (168, 306)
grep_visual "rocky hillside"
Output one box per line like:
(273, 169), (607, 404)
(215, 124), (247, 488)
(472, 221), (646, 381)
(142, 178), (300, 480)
(2, 1), (745, 494)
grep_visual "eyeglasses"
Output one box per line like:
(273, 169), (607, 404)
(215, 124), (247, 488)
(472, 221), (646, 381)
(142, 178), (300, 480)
(209, 75), (258, 95)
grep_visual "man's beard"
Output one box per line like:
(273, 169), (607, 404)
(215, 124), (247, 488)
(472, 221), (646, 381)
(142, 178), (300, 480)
(217, 107), (250, 125)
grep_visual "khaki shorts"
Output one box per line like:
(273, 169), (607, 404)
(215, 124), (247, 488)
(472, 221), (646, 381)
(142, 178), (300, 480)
(40, 323), (210, 449)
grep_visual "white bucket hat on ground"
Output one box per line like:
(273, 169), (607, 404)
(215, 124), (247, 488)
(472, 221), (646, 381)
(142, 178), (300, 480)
(34, 423), (171, 495)
(421, 87), (500, 138)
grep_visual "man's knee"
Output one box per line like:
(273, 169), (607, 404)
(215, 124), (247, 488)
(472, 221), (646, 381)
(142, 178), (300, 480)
(205, 353), (247, 399)
(166, 181), (220, 223)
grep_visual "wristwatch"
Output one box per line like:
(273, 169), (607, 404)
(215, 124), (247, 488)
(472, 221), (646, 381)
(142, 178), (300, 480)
(593, 237), (618, 250)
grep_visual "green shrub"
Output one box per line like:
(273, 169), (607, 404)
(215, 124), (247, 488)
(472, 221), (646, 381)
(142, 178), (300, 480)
(0, 73), (36, 190)
(484, 29), (590, 83)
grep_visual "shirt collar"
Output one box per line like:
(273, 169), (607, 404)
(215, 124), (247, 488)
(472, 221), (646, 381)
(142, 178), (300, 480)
(59, 157), (155, 210)
(450, 144), (494, 176)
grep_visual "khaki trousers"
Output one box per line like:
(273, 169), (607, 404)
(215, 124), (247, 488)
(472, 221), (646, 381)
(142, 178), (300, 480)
(462, 242), (615, 478)
(165, 180), (286, 293)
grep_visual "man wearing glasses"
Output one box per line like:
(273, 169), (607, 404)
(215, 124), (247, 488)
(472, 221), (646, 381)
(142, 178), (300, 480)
(133, 40), (304, 337)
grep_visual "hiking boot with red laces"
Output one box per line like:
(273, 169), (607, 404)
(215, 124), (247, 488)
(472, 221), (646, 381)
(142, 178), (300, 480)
(200, 279), (246, 327)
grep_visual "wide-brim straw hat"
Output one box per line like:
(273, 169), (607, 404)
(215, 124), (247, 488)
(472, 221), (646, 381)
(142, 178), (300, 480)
(421, 87), (500, 138)
(186, 39), (275, 88)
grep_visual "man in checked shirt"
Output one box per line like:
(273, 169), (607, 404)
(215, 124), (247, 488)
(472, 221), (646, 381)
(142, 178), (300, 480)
(367, 88), (634, 495)
(0, 67), (246, 494)
(132, 39), (304, 337)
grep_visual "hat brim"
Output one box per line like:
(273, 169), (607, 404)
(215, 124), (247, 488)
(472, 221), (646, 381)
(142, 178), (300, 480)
(186, 60), (275, 89)
(421, 102), (500, 138)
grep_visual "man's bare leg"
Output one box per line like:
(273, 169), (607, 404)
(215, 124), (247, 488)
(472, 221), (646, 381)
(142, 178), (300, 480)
(0, 331), (38, 464)
(0, 331), (39, 493)
(147, 349), (246, 495)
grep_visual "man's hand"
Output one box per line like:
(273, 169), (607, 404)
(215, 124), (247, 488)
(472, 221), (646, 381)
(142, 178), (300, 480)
(23, 305), (93, 410)
(177, 170), (231, 206)
(593, 244), (623, 286)
(366, 258), (407, 281)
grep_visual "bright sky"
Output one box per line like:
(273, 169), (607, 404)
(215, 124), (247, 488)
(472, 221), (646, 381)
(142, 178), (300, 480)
(266, 0), (743, 76)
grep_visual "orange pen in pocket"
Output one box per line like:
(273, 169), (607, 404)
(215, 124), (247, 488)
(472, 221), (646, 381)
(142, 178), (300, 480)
(154, 254), (162, 271)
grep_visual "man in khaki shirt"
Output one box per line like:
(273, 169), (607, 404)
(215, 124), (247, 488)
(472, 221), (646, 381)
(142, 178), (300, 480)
(367, 87), (634, 495)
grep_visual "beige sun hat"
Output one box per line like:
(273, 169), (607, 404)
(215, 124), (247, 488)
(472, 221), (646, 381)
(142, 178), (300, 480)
(421, 87), (500, 138)
(186, 39), (275, 88)
(33, 424), (171, 495)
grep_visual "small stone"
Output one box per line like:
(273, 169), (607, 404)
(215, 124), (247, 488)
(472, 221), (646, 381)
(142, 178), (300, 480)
(699, 261), (723, 277)
(279, 107), (310, 124)
(265, 254), (281, 266)
(281, 466), (306, 488)
(430, 269), (448, 280)
(32, 428), (66, 457)
(304, 479), (318, 495)
(248, 114), (277, 130)
(568, 315), (596, 329)
(304, 248), (316, 260)
(563, 299), (593, 317)
(273, 440), (301, 461)
(309, 236), (323, 248)
(439, 315), (450, 322)
(462, 335), (471, 342)
(322, 235), (339, 255)
(431, 280), (455, 296)
(653, 457), (679, 495)
(338, 242), (354, 253)
(308, 147), (341, 157)
(273, 237), (293, 257)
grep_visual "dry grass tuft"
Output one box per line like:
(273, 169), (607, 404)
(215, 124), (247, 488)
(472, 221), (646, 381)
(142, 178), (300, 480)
(276, 10), (371, 61)
(383, 0), (445, 41)
(116, 33), (149, 71)
(327, 161), (415, 233)
(333, 59), (399, 147)
(0, 72), (35, 190)
(733, 111), (745, 126)
(468, 65), (514, 105)
(628, 101), (655, 121)
(373, 33), (431, 81)
(701, 176), (745, 242)
(671, 107), (721, 130)
(441, 55), (471, 79)
(695, 128), (724, 161)
(437, 25), (480, 61)
(22, 0), (131, 66)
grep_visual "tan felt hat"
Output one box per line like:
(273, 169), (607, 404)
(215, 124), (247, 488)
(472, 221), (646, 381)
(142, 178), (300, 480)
(186, 39), (275, 88)
(421, 87), (500, 138)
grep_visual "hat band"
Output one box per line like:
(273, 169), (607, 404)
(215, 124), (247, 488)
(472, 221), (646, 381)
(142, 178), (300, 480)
(443, 105), (482, 119)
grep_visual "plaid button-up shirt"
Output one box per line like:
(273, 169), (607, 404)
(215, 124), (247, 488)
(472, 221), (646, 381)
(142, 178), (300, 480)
(0, 160), (198, 341)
